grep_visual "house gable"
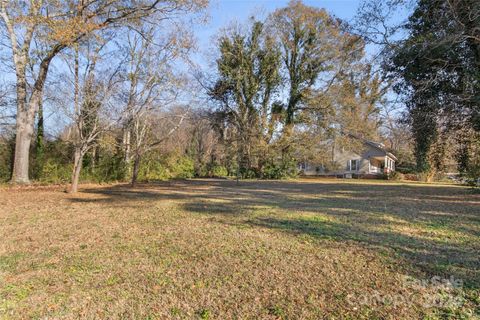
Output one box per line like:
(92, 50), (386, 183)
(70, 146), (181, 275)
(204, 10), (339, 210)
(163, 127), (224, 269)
(299, 137), (397, 176)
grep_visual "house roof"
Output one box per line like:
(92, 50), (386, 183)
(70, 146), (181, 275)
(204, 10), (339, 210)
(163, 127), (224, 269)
(364, 140), (398, 161)
(344, 133), (398, 161)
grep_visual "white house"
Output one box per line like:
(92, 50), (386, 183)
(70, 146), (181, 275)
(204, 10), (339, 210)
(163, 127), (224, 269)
(298, 137), (397, 177)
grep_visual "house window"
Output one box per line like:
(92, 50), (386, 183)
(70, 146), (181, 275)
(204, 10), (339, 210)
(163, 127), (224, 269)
(299, 162), (308, 171)
(348, 159), (359, 171)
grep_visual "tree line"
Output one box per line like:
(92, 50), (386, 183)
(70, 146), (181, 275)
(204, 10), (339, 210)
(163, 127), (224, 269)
(0, 0), (478, 190)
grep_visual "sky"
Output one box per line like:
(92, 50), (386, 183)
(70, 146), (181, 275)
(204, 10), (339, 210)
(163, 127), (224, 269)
(202, 0), (360, 32)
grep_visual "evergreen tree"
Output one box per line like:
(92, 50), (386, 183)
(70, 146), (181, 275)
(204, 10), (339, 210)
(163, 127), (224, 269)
(209, 21), (281, 177)
(390, 0), (480, 177)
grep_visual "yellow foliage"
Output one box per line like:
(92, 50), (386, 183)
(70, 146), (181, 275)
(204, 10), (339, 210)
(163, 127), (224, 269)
(43, 16), (100, 44)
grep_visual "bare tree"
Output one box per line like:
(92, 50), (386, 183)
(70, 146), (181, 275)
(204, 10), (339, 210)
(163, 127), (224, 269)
(0, 0), (208, 184)
(70, 43), (122, 192)
(268, 0), (362, 140)
(354, 0), (412, 49)
(189, 111), (219, 176)
(129, 107), (188, 186)
(0, 82), (11, 128)
(52, 35), (123, 192)
(117, 25), (196, 185)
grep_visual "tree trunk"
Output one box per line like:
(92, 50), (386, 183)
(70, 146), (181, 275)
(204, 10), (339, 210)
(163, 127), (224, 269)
(131, 153), (141, 187)
(11, 110), (34, 184)
(91, 146), (99, 171)
(10, 69), (32, 184)
(70, 147), (84, 193)
(238, 137), (247, 178)
(122, 128), (131, 164)
(10, 50), (59, 184)
(34, 100), (45, 179)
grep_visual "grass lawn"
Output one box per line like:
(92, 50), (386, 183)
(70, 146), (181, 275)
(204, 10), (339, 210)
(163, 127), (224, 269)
(0, 179), (479, 319)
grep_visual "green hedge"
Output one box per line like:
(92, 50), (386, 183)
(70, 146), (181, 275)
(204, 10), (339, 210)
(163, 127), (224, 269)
(138, 152), (194, 181)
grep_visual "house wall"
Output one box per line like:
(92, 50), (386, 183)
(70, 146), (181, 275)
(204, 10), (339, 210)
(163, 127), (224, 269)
(333, 148), (362, 173)
(301, 163), (321, 176)
(359, 147), (387, 173)
(333, 145), (386, 174)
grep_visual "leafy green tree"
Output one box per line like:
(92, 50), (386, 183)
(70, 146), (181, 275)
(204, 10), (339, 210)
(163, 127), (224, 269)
(390, 0), (480, 178)
(209, 20), (281, 177)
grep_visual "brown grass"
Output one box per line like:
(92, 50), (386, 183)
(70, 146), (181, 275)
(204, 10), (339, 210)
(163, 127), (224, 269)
(0, 179), (479, 319)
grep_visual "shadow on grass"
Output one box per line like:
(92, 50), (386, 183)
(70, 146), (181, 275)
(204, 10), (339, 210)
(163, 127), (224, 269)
(70, 179), (480, 288)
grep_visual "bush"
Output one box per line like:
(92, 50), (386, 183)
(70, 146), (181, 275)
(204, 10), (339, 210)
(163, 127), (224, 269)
(395, 163), (417, 174)
(82, 154), (128, 183)
(464, 161), (480, 185)
(465, 178), (479, 187)
(0, 139), (13, 182)
(262, 163), (290, 179)
(39, 159), (72, 184)
(417, 171), (435, 182)
(403, 173), (419, 181)
(34, 140), (74, 184)
(432, 172), (451, 182)
(261, 156), (298, 179)
(388, 171), (404, 181)
(211, 165), (228, 177)
(174, 157), (194, 179)
(138, 152), (194, 181)
(139, 159), (170, 181)
(240, 167), (259, 179)
(262, 163), (284, 179)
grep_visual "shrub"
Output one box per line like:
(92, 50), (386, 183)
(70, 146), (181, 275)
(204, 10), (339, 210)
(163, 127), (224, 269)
(379, 173), (389, 180)
(395, 163), (416, 174)
(0, 139), (13, 182)
(211, 165), (228, 177)
(388, 171), (404, 181)
(173, 157), (194, 179)
(240, 167), (259, 179)
(39, 159), (72, 184)
(417, 171), (435, 182)
(464, 161), (480, 185)
(139, 159), (170, 181)
(138, 152), (194, 181)
(83, 154), (128, 183)
(261, 157), (298, 179)
(403, 173), (419, 181)
(262, 163), (285, 179)
(465, 178), (479, 187)
(32, 139), (74, 184)
(433, 172), (451, 182)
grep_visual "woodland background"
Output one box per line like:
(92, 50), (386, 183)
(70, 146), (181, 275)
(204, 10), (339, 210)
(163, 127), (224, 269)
(0, 0), (478, 191)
